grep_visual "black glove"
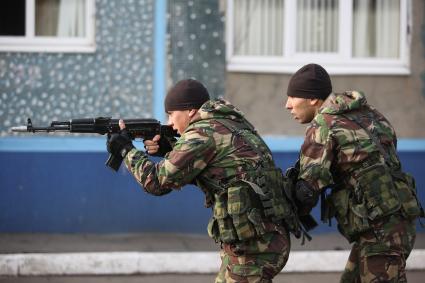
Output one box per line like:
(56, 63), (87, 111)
(285, 158), (300, 182)
(285, 166), (299, 182)
(295, 180), (319, 214)
(106, 129), (135, 158)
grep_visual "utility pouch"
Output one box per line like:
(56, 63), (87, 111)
(227, 185), (258, 241)
(214, 192), (239, 243)
(207, 217), (219, 241)
(263, 169), (294, 222)
(330, 188), (369, 242)
(347, 200), (370, 241)
(392, 171), (423, 218)
(329, 189), (349, 226)
(355, 164), (401, 220)
(247, 208), (266, 236)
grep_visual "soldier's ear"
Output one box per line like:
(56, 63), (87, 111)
(188, 109), (197, 118)
(309, 98), (322, 106)
(309, 98), (317, 105)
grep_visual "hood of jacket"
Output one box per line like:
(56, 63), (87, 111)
(319, 91), (368, 115)
(189, 99), (247, 125)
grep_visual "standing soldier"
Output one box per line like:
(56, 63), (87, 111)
(284, 63), (424, 282)
(107, 79), (301, 282)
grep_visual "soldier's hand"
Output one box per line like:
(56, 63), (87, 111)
(144, 135), (161, 155)
(118, 119), (126, 130)
(285, 166), (299, 182)
(295, 180), (319, 214)
(107, 120), (134, 158)
(286, 159), (300, 181)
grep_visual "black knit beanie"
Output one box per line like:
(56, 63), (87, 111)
(164, 79), (210, 112)
(287, 63), (332, 100)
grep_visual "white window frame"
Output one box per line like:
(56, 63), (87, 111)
(0, 0), (96, 53)
(226, 0), (411, 75)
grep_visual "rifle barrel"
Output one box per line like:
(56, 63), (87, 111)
(11, 126), (70, 133)
(10, 126), (28, 132)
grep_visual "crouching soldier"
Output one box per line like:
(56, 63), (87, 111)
(107, 79), (303, 282)
(284, 63), (424, 283)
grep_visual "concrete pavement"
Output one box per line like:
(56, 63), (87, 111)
(0, 233), (424, 282)
(1, 272), (425, 283)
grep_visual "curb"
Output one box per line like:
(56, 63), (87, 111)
(1, 250), (425, 276)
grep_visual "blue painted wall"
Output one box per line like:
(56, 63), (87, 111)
(1, 137), (424, 234)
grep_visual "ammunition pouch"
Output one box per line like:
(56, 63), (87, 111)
(207, 168), (302, 243)
(204, 118), (310, 242)
(391, 170), (424, 219)
(326, 163), (422, 242)
(207, 184), (266, 243)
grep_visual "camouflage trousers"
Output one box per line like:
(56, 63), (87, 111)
(215, 229), (290, 283)
(340, 214), (416, 283)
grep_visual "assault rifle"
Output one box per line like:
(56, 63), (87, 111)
(11, 117), (178, 171)
(284, 161), (318, 243)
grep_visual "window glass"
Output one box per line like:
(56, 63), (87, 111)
(36, 0), (86, 37)
(296, 0), (339, 53)
(0, 0), (94, 52)
(352, 0), (400, 58)
(233, 0), (284, 56)
(35, 0), (60, 36)
(0, 0), (26, 36)
(227, 0), (409, 74)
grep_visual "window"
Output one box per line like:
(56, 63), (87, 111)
(0, 0), (95, 53)
(227, 0), (411, 74)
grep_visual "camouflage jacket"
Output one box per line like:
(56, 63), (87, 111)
(124, 99), (276, 198)
(299, 91), (400, 191)
(124, 99), (295, 242)
(299, 91), (421, 241)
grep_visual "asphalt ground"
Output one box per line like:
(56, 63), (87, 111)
(1, 233), (424, 282)
(1, 272), (424, 283)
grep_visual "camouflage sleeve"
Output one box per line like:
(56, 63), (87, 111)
(124, 127), (215, 196)
(298, 116), (335, 192)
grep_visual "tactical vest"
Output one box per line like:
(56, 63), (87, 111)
(203, 118), (301, 243)
(322, 113), (424, 242)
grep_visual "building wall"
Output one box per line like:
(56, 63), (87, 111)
(0, 0), (156, 136)
(168, 0), (225, 98)
(0, 0), (423, 235)
(226, 0), (425, 138)
(0, 0), (229, 234)
(0, 0), (227, 136)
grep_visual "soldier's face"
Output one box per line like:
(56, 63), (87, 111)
(285, 96), (316, 124)
(167, 109), (196, 134)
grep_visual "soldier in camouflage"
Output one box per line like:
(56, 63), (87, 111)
(284, 64), (423, 283)
(107, 79), (300, 282)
